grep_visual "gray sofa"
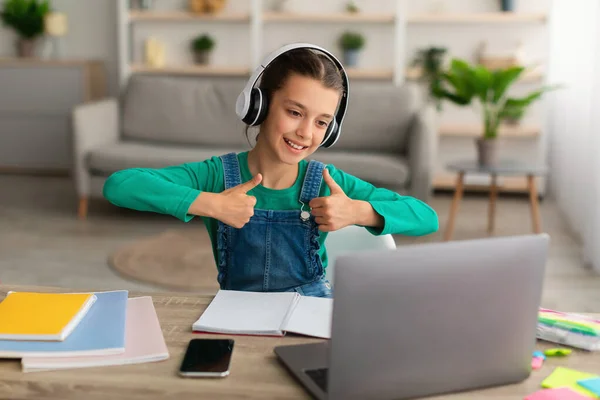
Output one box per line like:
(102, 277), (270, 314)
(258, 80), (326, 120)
(72, 75), (436, 219)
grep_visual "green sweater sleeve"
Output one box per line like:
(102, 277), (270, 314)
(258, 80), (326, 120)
(102, 156), (224, 222)
(323, 165), (439, 236)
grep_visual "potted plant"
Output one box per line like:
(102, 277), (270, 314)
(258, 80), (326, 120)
(338, 31), (365, 67)
(0, 0), (51, 58)
(191, 34), (215, 65)
(410, 46), (448, 110)
(431, 58), (558, 166)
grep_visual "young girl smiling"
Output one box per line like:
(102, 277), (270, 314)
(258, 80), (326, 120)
(103, 44), (438, 298)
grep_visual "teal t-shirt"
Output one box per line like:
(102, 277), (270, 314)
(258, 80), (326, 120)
(103, 151), (439, 270)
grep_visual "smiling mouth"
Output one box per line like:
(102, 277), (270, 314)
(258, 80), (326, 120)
(284, 138), (308, 150)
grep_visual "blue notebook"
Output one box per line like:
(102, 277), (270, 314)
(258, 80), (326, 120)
(0, 290), (128, 358)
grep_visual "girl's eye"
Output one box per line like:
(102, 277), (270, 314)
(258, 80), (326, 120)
(288, 109), (301, 117)
(318, 121), (329, 128)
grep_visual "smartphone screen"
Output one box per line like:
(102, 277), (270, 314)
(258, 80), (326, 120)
(179, 339), (234, 377)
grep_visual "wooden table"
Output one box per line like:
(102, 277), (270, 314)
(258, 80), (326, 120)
(444, 160), (548, 241)
(0, 285), (598, 400)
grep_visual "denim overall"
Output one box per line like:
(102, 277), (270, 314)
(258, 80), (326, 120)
(216, 153), (332, 298)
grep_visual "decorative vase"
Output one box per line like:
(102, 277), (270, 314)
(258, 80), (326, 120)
(194, 50), (211, 65)
(16, 38), (37, 58)
(343, 49), (359, 67)
(500, 0), (514, 12)
(475, 138), (498, 167)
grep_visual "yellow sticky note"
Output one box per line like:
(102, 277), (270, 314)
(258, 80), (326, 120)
(541, 367), (599, 398)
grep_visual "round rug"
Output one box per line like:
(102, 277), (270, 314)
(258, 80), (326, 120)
(108, 228), (220, 292)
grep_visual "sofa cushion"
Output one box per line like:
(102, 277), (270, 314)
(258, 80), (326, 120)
(87, 142), (250, 175)
(310, 151), (409, 188)
(121, 75), (251, 148)
(334, 82), (422, 154)
(88, 143), (409, 188)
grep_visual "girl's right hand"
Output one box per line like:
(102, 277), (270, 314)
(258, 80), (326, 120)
(189, 174), (262, 228)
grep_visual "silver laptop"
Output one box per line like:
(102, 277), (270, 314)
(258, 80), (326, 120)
(274, 234), (549, 400)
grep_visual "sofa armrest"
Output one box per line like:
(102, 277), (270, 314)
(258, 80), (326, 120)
(72, 98), (120, 196)
(406, 104), (437, 202)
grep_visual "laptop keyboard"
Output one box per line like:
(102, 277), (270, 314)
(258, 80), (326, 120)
(305, 367), (329, 393)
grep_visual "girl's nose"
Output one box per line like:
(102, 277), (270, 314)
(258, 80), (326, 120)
(296, 118), (312, 139)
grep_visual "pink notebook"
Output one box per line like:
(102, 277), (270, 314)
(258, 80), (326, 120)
(524, 388), (592, 400)
(21, 297), (169, 372)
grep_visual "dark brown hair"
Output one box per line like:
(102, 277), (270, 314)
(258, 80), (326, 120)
(245, 48), (345, 144)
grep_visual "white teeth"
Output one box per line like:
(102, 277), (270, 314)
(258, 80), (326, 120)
(285, 138), (305, 150)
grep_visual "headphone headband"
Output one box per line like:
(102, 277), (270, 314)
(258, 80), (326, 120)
(235, 42), (349, 148)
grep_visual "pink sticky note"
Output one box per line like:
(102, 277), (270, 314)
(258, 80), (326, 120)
(531, 357), (544, 370)
(524, 388), (593, 400)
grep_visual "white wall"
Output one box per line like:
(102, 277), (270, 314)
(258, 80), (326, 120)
(0, 0), (119, 95)
(546, 0), (600, 271)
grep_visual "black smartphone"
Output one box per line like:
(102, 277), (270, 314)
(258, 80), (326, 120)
(178, 338), (234, 378)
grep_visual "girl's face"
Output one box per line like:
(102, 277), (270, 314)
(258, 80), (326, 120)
(260, 73), (341, 165)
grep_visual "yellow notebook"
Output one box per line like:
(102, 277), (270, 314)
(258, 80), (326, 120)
(0, 292), (97, 341)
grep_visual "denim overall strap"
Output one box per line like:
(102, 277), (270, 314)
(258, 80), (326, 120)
(220, 152), (242, 190)
(299, 160), (326, 205)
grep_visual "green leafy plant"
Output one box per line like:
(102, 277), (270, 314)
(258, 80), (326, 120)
(191, 34), (215, 52)
(338, 31), (365, 51)
(432, 58), (558, 139)
(0, 0), (51, 39)
(411, 46), (447, 110)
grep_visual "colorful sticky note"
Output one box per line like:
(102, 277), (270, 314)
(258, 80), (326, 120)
(578, 378), (600, 397)
(525, 387), (594, 400)
(541, 367), (599, 398)
(531, 357), (544, 370)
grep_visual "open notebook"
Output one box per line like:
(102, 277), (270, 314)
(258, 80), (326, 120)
(192, 290), (333, 339)
(21, 296), (169, 372)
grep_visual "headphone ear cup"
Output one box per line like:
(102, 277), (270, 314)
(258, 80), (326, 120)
(252, 89), (269, 126)
(321, 119), (338, 148)
(242, 88), (267, 126)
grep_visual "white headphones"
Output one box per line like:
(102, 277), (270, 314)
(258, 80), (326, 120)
(235, 43), (349, 148)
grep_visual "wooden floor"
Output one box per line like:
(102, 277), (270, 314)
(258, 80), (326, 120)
(0, 174), (598, 312)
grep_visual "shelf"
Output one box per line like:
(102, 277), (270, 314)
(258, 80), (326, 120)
(262, 11), (395, 23)
(439, 124), (540, 138)
(346, 68), (394, 79)
(405, 67), (544, 82)
(130, 64), (251, 76)
(408, 12), (547, 24)
(128, 10), (250, 22)
(0, 57), (104, 67)
(130, 64), (392, 80)
(432, 173), (534, 193)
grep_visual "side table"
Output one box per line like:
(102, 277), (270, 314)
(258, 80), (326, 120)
(443, 160), (547, 241)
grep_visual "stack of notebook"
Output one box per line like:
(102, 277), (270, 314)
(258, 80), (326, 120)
(537, 308), (600, 351)
(0, 290), (169, 372)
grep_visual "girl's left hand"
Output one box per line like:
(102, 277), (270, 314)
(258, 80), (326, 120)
(309, 169), (358, 232)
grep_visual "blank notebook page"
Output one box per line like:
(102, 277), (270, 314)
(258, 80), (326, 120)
(283, 296), (333, 339)
(193, 290), (298, 334)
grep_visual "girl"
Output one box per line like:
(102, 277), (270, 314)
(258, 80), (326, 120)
(103, 44), (439, 299)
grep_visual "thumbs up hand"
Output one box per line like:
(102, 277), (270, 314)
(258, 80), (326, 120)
(309, 169), (357, 232)
(215, 174), (262, 228)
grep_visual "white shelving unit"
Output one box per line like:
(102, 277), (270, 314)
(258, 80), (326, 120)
(116, 0), (552, 195)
